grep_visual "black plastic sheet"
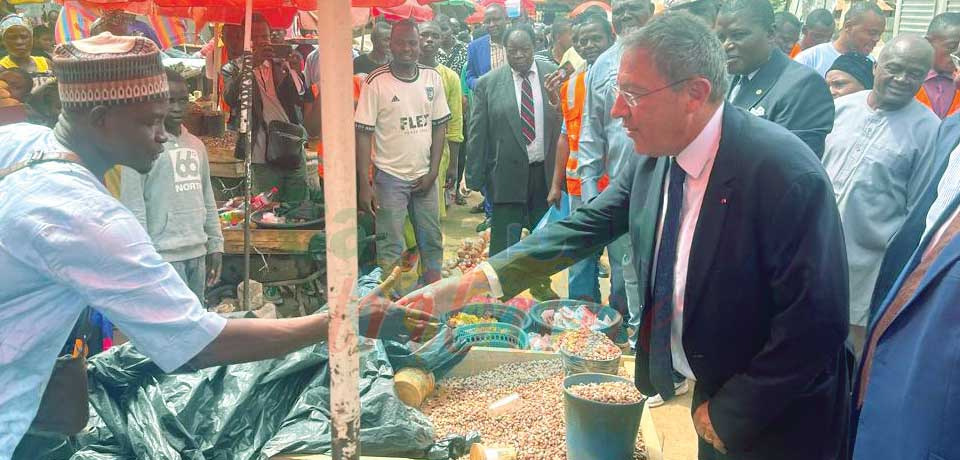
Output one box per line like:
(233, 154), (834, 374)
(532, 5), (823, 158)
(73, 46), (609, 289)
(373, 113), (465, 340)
(59, 340), (434, 460)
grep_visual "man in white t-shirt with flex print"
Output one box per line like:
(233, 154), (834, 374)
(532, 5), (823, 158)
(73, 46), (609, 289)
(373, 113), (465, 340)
(356, 20), (451, 284)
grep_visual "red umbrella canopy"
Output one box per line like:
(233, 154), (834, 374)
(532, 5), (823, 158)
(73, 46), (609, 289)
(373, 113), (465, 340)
(371, 0), (433, 22)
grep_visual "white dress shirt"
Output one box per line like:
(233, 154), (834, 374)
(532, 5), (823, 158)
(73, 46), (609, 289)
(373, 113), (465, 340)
(651, 103), (725, 380)
(512, 63), (545, 163)
(925, 142), (960, 236)
(479, 105), (725, 382)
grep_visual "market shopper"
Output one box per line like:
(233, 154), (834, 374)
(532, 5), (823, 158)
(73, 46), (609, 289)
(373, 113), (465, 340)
(545, 12), (615, 304)
(31, 24), (53, 61)
(464, 2), (510, 231)
(419, 21), (464, 215)
(466, 23), (560, 300)
(576, 0), (652, 349)
(0, 15), (54, 89)
(355, 20), (450, 284)
(0, 33), (433, 460)
(403, 12), (850, 460)
(821, 35), (940, 357)
(919, 12), (960, 118)
(222, 14), (317, 203)
(772, 12), (801, 55)
(794, 2), (885, 77)
(355, 21), (392, 75)
(119, 69), (224, 300)
(790, 8), (835, 58)
(536, 18), (572, 66)
(436, 14), (467, 76)
(825, 52), (874, 99)
(716, 0), (834, 157)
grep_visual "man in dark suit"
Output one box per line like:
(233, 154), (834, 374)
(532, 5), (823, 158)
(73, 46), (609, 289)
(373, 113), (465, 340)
(869, 112), (960, 317)
(467, 23), (560, 299)
(715, 0), (834, 157)
(403, 11), (849, 460)
(852, 120), (960, 459)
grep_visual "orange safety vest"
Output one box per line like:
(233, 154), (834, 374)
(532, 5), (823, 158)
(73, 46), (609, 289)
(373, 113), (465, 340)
(789, 43), (801, 59)
(560, 70), (608, 197)
(916, 84), (960, 119)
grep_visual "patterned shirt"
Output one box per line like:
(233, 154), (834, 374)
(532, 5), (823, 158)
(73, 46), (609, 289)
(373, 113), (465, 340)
(491, 42), (507, 71)
(438, 41), (467, 77)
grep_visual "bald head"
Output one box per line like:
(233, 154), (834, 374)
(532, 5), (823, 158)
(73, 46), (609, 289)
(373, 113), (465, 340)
(872, 35), (934, 110)
(839, 2), (886, 54)
(878, 34), (934, 68)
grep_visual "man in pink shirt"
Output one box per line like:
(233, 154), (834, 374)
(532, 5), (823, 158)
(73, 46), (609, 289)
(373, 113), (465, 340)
(919, 12), (960, 118)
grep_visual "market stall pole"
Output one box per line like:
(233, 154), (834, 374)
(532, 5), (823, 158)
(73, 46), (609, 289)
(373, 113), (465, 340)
(317, 1), (361, 457)
(240, 0), (254, 310)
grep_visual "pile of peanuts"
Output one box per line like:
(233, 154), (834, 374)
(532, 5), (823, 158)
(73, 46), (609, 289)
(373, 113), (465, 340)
(567, 381), (644, 405)
(423, 360), (646, 459)
(558, 329), (622, 361)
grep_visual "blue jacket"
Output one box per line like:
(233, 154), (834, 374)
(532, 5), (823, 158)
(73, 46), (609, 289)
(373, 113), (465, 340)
(464, 35), (491, 91)
(852, 187), (960, 460)
(868, 113), (960, 317)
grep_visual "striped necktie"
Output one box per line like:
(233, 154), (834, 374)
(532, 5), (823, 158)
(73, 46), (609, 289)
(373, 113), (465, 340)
(520, 72), (535, 145)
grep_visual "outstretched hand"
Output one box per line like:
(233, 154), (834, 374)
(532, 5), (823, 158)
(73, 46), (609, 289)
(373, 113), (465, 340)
(357, 268), (440, 341)
(397, 270), (493, 318)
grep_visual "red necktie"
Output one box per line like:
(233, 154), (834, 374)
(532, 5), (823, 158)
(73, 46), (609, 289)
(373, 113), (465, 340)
(520, 72), (535, 145)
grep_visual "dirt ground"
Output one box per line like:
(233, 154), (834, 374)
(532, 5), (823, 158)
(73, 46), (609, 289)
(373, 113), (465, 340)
(438, 191), (612, 301)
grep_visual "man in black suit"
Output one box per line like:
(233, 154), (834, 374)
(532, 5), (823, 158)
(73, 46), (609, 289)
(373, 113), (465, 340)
(467, 23), (561, 299)
(715, 0), (834, 158)
(403, 11), (849, 460)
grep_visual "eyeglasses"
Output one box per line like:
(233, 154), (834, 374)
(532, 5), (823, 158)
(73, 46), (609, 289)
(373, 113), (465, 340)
(612, 78), (692, 107)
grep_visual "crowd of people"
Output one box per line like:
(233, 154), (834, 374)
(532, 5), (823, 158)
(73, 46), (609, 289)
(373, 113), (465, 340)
(3, 0), (960, 459)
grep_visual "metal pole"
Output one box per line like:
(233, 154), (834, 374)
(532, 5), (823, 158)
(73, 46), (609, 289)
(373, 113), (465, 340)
(318, 0), (361, 457)
(211, 24), (222, 113)
(241, 0), (254, 310)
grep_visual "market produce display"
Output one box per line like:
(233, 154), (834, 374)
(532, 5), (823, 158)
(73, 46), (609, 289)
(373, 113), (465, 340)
(447, 312), (499, 327)
(423, 360), (646, 460)
(558, 329), (622, 361)
(442, 231), (490, 276)
(566, 381), (644, 405)
(541, 305), (617, 331)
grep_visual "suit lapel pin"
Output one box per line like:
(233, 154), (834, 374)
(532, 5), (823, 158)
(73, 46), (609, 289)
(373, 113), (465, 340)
(750, 106), (766, 117)
(720, 197), (728, 205)
(755, 89), (763, 95)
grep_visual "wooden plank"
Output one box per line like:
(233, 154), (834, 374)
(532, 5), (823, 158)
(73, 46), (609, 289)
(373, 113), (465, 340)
(209, 159), (244, 178)
(222, 228), (321, 254)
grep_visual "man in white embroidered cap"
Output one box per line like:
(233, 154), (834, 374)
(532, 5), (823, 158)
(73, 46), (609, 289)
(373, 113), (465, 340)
(0, 33), (435, 459)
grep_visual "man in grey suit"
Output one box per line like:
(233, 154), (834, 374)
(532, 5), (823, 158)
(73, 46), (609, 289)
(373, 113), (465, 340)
(467, 22), (561, 298)
(715, 0), (834, 157)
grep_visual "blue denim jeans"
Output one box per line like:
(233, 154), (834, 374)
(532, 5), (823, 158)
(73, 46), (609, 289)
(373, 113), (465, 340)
(567, 194), (601, 302)
(608, 234), (640, 346)
(375, 169), (443, 283)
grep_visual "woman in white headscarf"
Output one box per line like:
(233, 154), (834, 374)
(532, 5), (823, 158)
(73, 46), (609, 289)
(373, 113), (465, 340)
(0, 14), (54, 88)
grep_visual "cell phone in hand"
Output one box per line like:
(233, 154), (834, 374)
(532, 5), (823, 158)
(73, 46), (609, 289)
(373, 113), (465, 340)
(557, 61), (576, 81)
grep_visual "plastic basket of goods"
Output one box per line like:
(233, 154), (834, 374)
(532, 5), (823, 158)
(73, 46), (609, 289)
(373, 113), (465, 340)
(557, 328), (622, 376)
(454, 323), (530, 350)
(441, 303), (533, 331)
(530, 299), (623, 341)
